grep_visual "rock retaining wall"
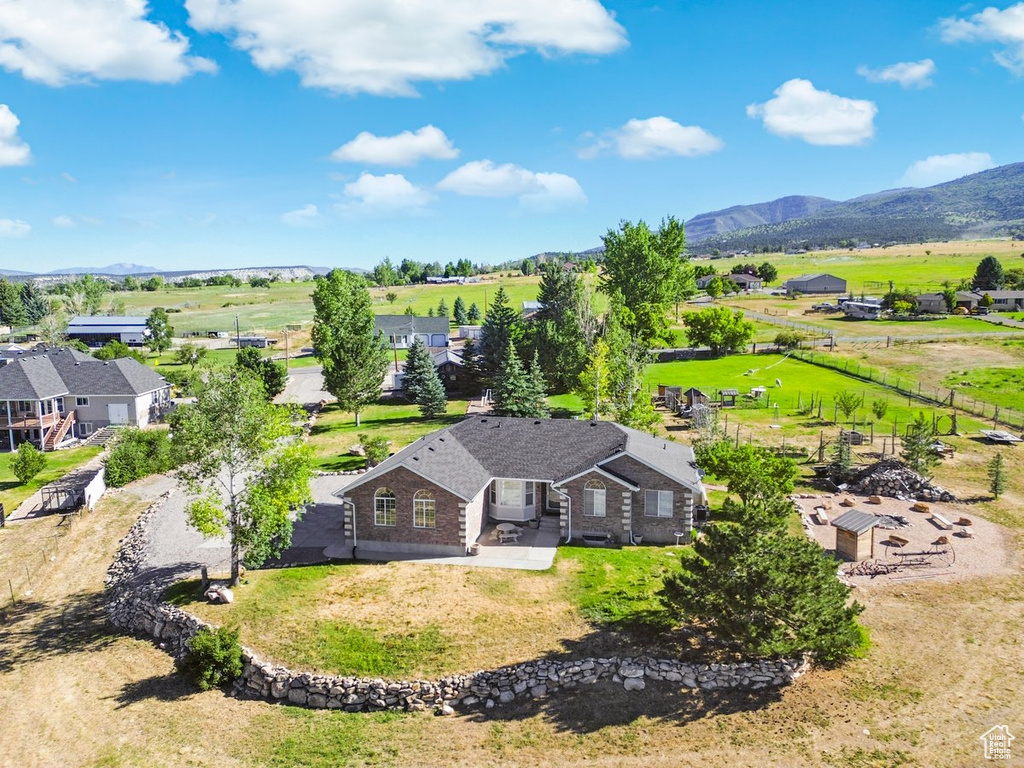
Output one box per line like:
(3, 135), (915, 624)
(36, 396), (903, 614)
(105, 496), (809, 713)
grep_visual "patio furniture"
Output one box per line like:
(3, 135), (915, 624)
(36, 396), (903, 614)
(496, 522), (521, 544)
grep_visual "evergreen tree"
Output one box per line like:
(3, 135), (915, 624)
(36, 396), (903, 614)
(900, 412), (939, 478)
(526, 349), (550, 418)
(402, 336), (434, 402)
(530, 262), (588, 393)
(428, 307), (435, 317)
(830, 435), (852, 480)
(478, 287), (522, 384)
(417, 364), (448, 419)
(972, 255), (1005, 291)
(467, 302), (482, 324)
(461, 337), (481, 390)
(493, 341), (544, 417)
(19, 281), (48, 324)
(0, 278), (27, 327)
(437, 298), (449, 317)
(311, 269), (390, 426)
(988, 452), (1007, 499)
(453, 296), (468, 325)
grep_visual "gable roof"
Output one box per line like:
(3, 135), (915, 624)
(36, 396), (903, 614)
(0, 348), (168, 400)
(67, 316), (149, 332)
(340, 416), (703, 501)
(432, 349), (464, 367)
(374, 315), (451, 337)
(0, 355), (69, 400)
(832, 509), (880, 535)
(785, 273), (843, 283)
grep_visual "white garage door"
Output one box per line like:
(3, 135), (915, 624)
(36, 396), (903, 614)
(107, 403), (130, 424)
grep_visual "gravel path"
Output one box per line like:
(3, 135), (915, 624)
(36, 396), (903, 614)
(276, 364), (333, 407)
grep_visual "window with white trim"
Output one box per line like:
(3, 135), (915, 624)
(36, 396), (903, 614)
(413, 490), (436, 529)
(644, 490), (674, 518)
(79, 422), (93, 436)
(374, 488), (396, 527)
(584, 480), (606, 517)
(76, 396), (90, 407)
(524, 482), (534, 507)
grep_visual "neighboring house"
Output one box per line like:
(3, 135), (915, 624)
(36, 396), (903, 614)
(0, 348), (172, 452)
(375, 315), (450, 349)
(784, 274), (847, 294)
(335, 416), (707, 557)
(521, 301), (542, 319)
(975, 290), (1024, 311)
(425, 276), (466, 284)
(458, 325), (483, 341)
(916, 291), (977, 314)
(695, 275), (715, 290)
(67, 316), (150, 346)
(387, 349), (467, 393)
(728, 273), (763, 290)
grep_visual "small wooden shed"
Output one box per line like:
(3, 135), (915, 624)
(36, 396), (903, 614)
(682, 387), (709, 409)
(831, 509), (879, 562)
(719, 388), (739, 407)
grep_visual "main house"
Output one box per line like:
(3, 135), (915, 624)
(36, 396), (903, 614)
(335, 416), (707, 558)
(0, 348), (172, 452)
(374, 315), (450, 349)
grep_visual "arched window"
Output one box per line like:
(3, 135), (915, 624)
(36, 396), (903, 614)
(413, 490), (436, 529)
(374, 488), (396, 527)
(584, 480), (606, 517)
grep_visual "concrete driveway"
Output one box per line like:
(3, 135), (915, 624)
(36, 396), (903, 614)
(276, 364), (334, 407)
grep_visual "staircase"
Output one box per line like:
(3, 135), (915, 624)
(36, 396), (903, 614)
(82, 426), (119, 448)
(44, 411), (76, 451)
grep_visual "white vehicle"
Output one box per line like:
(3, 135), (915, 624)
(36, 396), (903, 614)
(811, 302), (836, 311)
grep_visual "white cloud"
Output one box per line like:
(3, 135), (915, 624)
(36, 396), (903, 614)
(580, 116), (723, 159)
(280, 204), (320, 227)
(185, 0), (626, 95)
(746, 79), (877, 146)
(0, 0), (216, 86)
(52, 214), (75, 228)
(331, 125), (459, 166)
(0, 218), (30, 237)
(900, 152), (997, 186)
(437, 160), (585, 211)
(0, 105), (31, 166)
(941, 3), (1024, 74)
(61, 171), (77, 183)
(338, 173), (434, 214)
(857, 59), (936, 88)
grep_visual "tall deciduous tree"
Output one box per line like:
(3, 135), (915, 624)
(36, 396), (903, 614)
(757, 262), (778, 284)
(146, 307), (173, 358)
(171, 368), (313, 585)
(683, 306), (755, 356)
(311, 269), (390, 426)
(603, 298), (657, 431)
(972, 255), (1005, 291)
(174, 342), (209, 370)
(576, 338), (611, 420)
(599, 216), (694, 345)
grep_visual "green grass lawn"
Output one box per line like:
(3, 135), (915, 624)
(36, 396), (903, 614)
(940, 366), (1024, 412)
(308, 398), (469, 470)
(0, 445), (102, 513)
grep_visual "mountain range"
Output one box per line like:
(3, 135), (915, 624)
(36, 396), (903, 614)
(687, 162), (1024, 253)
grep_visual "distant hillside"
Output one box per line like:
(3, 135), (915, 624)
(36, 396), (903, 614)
(686, 195), (839, 242)
(693, 162), (1024, 253)
(0, 269), (32, 277)
(50, 263), (159, 276)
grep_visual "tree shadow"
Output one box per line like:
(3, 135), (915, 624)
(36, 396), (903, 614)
(110, 673), (200, 709)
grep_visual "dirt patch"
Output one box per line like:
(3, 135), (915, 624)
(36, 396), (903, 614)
(796, 493), (1016, 587)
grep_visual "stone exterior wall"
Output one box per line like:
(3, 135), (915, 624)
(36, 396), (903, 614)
(105, 489), (807, 716)
(603, 456), (695, 545)
(344, 465), (466, 555)
(560, 469), (633, 544)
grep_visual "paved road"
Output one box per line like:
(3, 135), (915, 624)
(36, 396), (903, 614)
(276, 364), (333, 407)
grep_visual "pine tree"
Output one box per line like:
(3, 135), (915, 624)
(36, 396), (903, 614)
(988, 452), (1007, 499)
(311, 269), (390, 427)
(526, 349), (550, 418)
(437, 298), (449, 317)
(467, 302), (482, 324)
(479, 287), (522, 385)
(900, 412), (939, 478)
(0, 278), (27, 327)
(493, 342), (533, 417)
(461, 338), (481, 391)
(418, 365), (448, 419)
(830, 434), (852, 480)
(972, 255), (1005, 291)
(19, 281), (49, 324)
(453, 296), (468, 325)
(402, 336), (434, 402)
(427, 307), (435, 317)
(530, 262), (589, 393)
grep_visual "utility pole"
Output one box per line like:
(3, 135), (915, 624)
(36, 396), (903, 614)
(235, 314), (240, 350)
(283, 329), (289, 368)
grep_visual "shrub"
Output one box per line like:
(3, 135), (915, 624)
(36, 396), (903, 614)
(774, 330), (805, 350)
(104, 429), (178, 487)
(11, 442), (46, 484)
(180, 626), (243, 691)
(359, 433), (391, 467)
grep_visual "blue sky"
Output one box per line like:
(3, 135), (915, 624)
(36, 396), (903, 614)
(0, 0), (1021, 273)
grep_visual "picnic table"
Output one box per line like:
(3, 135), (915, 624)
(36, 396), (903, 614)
(496, 523), (521, 544)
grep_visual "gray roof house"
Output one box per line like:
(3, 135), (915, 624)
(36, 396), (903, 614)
(374, 315), (450, 349)
(784, 273), (847, 294)
(0, 348), (171, 451)
(335, 416), (707, 558)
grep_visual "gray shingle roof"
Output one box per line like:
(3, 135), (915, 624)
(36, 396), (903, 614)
(68, 315), (148, 328)
(832, 509), (880, 535)
(342, 416), (703, 501)
(0, 348), (168, 400)
(374, 315), (451, 337)
(0, 356), (69, 400)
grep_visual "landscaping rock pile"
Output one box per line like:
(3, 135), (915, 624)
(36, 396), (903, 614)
(850, 460), (953, 502)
